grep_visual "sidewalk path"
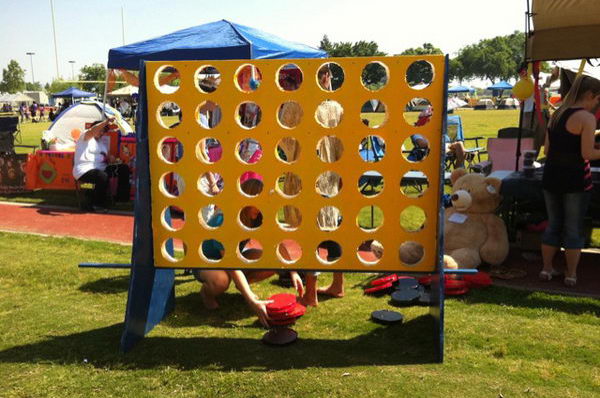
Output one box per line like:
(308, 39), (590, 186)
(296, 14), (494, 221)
(1, 201), (598, 298)
(0, 202), (133, 245)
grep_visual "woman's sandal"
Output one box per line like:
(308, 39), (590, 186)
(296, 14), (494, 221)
(539, 269), (561, 281)
(564, 277), (577, 287)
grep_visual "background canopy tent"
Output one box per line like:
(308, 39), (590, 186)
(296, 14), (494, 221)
(448, 85), (475, 94)
(52, 87), (96, 99)
(487, 81), (513, 91)
(0, 93), (34, 104)
(108, 85), (139, 97)
(526, 0), (600, 61)
(107, 19), (327, 70)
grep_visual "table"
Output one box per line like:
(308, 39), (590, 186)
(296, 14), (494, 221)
(497, 167), (600, 245)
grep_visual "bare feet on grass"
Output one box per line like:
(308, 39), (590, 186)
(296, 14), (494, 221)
(299, 289), (319, 307)
(317, 284), (344, 298)
(200, 286), (219, 310)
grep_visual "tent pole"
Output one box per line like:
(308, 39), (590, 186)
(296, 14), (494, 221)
(102, 69), (109, 118)
(516, 0), (532, 171)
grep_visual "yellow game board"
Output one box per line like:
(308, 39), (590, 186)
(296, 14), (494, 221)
(145, 55), (446, 272)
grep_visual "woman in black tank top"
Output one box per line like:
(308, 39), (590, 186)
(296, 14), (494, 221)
(540, 76), (600, 287)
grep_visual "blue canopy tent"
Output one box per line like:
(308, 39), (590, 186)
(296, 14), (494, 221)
(487, 81), (513, 97)
(52, 87), (96, 104)
(448, 85), (475, 94)
(487, 81), (513, 90)
(107, 19), (327, 70)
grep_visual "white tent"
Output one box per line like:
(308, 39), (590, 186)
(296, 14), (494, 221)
(0, 92), (34, 104)
(42, 100), (133, 151)
(108, 85), (139, 96)
(554, 60), (600, 81)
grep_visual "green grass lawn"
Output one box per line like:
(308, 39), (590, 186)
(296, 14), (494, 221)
(0, 232), (599, 397)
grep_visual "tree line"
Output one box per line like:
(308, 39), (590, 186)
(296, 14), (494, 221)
(0, 31), (530, 95)
(0, 61), (107, 96)
(319, 31), (530, 85)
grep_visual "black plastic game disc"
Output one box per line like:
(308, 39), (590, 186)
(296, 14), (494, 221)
(371, 310), (404, 325)
(262, 327), (298, 346)
(391, 288), (421, 305)
(395, 277), (419, 290)
(418, 291), (433, 305)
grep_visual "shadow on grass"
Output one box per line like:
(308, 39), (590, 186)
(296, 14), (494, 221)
(0, 315), (439, 369)
(163, 291), (272, 328)
(78, 274), (195, 295)
(463, 286), (600, 316)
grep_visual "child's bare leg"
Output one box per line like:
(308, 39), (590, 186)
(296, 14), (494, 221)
(300, 273), (319, 307)
(318, 272), (344, 298)
(244, 270), (275, 284)
(195, 270), (231, 310)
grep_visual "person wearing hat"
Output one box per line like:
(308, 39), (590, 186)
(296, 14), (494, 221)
(72, 117), (130, 212)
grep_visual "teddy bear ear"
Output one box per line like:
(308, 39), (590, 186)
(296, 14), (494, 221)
(484, 177), (502, 195)
(450, 168), (467, 185)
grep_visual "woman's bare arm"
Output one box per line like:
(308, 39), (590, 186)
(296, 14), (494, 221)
(579, 113), (600, 160)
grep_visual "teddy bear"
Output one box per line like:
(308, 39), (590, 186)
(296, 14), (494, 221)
(443, 168), (509, 269)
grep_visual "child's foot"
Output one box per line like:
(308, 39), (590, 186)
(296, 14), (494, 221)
(299, 294), (318, 307)
(317, 284), (344, 298)
(200, 287), (219, 310)
(299, 286), (318, 307)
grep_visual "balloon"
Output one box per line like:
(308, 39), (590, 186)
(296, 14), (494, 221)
(513, 77), (534, 100)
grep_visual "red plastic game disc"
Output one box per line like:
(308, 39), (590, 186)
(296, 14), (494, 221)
(370, 274), (399, 286)
(266, 293), (296, 312)
(444, 278), (467, 290)
(364, 281), (394, 295)
(268, 303), (306, 319)
(269, 316), (300, 326)
(445, 287), (470, 296)
(463, 272), (492, 288)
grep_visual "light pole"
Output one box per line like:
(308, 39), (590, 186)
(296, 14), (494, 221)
(69, 60), (76, 80)
(26, 52), (35, 84)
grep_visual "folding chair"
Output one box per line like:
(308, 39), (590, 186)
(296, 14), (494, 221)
(471, 137), (536, 175)
(0, 116), (38, 154)
(358, 135), (385, 162)
(445, 115), (485, 171)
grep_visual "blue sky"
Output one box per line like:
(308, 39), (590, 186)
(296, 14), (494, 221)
(0, 0), (525, 85)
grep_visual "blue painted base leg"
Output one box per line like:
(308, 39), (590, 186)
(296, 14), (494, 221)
(120, 266), (175, 352)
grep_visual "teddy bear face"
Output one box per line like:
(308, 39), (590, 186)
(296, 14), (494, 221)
(450, 170), (502, 214)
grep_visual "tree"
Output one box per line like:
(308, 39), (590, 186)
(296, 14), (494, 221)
(319, 35), (387, 88)
(0, 60), (26, 93)
(45, 79), (71, 96)
(319, 35), (386, 57)
(25, 82), (42, 91)
(451, 31), (525, 84)
(79, 63), (106, 95)
(400, 43), (443, 86)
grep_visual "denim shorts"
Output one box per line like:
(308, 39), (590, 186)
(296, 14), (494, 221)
(542, 190), (591, 249)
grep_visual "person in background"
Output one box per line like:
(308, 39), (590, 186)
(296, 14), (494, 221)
(19, 103), (26, 122)
(30, 102), (38, 122)
(72, 117), (130, 212)
(540, 75), (600, 286)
